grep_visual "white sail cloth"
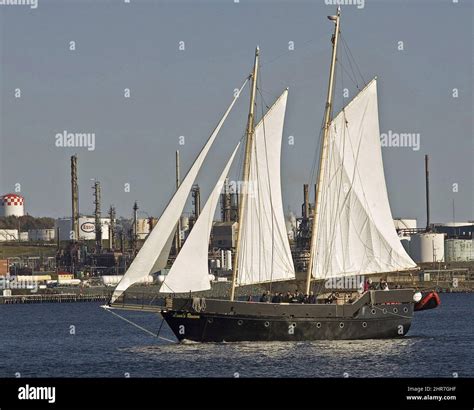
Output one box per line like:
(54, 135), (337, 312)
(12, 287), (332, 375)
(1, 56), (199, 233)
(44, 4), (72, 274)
(311, 79), (416, 279)
(160, 142), (240, 293)
(111, 80), (248, 303)
(237, 89), (295, 285)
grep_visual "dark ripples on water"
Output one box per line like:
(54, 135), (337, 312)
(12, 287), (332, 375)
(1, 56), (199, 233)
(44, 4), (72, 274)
(1, 293), (472, 377)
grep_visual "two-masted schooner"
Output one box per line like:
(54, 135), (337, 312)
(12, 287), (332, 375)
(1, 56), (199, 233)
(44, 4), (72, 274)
(106, 8), (438, 342)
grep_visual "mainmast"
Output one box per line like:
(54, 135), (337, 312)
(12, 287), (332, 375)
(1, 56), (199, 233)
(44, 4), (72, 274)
(305, 7), (341, 295)
(229, 46), (259, 301)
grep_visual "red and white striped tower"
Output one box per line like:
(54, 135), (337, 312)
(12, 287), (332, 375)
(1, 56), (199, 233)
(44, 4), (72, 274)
(0, 194), (25, 217)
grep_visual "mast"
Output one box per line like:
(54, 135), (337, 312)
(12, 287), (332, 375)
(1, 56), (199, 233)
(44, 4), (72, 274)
(305, 7), (341, 295)
(229, 46), (259, 301)
(175, 150), (182, 253)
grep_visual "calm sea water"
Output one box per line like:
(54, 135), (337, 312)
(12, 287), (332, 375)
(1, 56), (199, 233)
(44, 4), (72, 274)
(1, 293), (472, 378)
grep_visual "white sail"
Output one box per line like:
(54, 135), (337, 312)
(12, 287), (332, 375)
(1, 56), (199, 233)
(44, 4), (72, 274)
(111, 80), (248, 303)
(237, 89), (295, 285)
(160, 143), (241, 293)
(311, 79), (416, 279)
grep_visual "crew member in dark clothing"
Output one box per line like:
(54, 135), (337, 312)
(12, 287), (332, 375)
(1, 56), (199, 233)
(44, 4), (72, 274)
(271, 292), (280, 303)
(282, 292), (291, 303)
(259, 291), (270, 303)
(308, 291), (317, 304)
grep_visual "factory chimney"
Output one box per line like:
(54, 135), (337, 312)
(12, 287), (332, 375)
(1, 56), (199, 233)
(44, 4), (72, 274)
(302, 184), (309, 219)
(109, 205), (116, 250)
(93, 180), (102, 251)
(425, 155), (431, 232)
(221, 178), (232, 222)
(71, 155), (79, 241)
(192, 184), (201, 219)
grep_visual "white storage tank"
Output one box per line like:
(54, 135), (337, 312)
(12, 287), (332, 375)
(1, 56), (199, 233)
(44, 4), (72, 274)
(55, 217), (110, 241)
(136, 218), (151, 240)
(180, 216), (190, 231)
(101, 274), (153, 286)
(225, 250), (232, 270)
(410, 233), (445, 263)
(445, 239), (473, 262)
(28, 229), (56, 241)
(0, 229), (19, 242)
(0, 194), (25, 217)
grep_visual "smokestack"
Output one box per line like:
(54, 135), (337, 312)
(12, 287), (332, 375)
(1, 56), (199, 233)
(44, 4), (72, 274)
(222, 178), (232, 222)
(425, 155), (430, 231)
(120, 231), (125, 254)
(71, 155), (79, 241)
(303, 184), (309, 219)
(93, 180), (102, 251)
(192, 184), (201, 219)
(109, 205), (116, 250)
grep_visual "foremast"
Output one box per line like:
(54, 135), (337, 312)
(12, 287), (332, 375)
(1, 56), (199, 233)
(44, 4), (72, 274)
(230, 46), (259, 301)
(305, 7), (341, 295)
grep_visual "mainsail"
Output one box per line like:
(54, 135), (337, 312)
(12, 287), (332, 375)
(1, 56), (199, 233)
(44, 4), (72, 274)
(111, 80), (247, 303)
(160, 142), (241, 293)
(311, 79), (416, 279)
(237, 89), (295, 285)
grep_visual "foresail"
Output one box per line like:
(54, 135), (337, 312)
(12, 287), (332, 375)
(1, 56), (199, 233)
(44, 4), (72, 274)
(110, 80), (248, 303)
(237, 89), (295, 286)
(160, 143), (240, 293)
(311, 79), (416, 280)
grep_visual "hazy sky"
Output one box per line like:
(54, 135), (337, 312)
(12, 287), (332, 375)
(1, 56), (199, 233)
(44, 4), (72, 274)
(0, 0), (472, 226)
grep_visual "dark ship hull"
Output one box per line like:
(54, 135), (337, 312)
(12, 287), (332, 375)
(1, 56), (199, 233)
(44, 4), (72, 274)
(160, 289), (415, 342)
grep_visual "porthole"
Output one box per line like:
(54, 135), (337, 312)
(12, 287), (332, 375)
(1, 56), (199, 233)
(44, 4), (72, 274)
(371, 309), (376, 315)
(207, 318), (213, 324)
(382, 308), (387, 314)
(339, 322), (344, 328)
(362, 322), (367, 328)
(237, 320), (243, 326)
(316, 322), (322, 328)
(264, 321), (270, 327)
(291, 322), (296, 328)
(403, 307), (408, 313)
(393, 308), (398, 314)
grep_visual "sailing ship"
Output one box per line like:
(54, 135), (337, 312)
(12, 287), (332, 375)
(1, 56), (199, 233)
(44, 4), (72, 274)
(107, 8), (439, 342)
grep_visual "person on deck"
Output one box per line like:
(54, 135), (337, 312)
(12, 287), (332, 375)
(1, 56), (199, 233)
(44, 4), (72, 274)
(259, 291), (270, 303)
(308, 291), (317, 304)
(380, 279), (389, 291)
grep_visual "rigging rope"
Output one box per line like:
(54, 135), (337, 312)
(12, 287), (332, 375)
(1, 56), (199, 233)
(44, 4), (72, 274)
(102, 306), (176, 343)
